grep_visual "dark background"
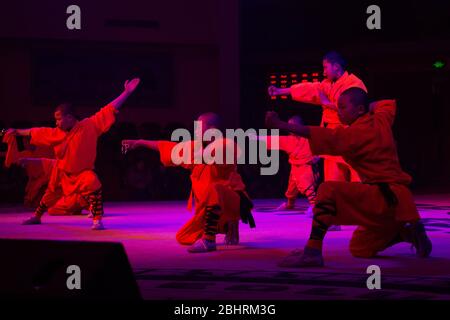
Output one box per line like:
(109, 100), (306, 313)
(1, 0), (449, 205)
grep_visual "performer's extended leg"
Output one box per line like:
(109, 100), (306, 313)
(86, 188), (104, 230)
(295, 164), (316, 216)
(278, 190), (334, 267)
(350, 222), (432, 258)
(22, 188), (61, 225)
(277, 171), (298, 210)
(323, 159), (349, 231)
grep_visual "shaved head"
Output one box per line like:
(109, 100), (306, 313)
(197, 112), (222, 130)
(337, 87), (369, 125)
(339, 87), (369, 112)
(54, 102), (78, 131)
(55, 103), (77, 118)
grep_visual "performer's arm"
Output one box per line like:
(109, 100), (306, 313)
(289, 82), (323, 105)
(6, 128), (31, 136)
(370, 99), (397, 126)
(265, 111), (311, 138)
(121, 139), (159, 152)
(90, 78), (141, 134)
(109, 78), (141, 111)
(268, 86), (291, 96)
(7, 128), (63, 147)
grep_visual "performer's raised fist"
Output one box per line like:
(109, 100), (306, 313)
(268, 85), (280, 96)
(124, 78), (141, 93)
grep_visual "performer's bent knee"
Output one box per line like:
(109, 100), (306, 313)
(79, 171), (102, 194)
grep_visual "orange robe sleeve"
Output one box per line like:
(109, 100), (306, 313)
(290, 82), (323, 105)
(88, 104), (118, 135)
(265, 136), (293, 153)
(30, 127), (66, 147)
(2, 133), (19, 168)
(370, 99), (397, 127)
(308, 126), (358, 157)
(157, 140), (195, 169)
(158, 141), (178, 166)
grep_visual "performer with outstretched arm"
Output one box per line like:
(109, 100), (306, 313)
(265, 87), (432, 267)
(122, 112), (255, 253)
(268, 51), (366, 184)
(7, 78), (140, 230)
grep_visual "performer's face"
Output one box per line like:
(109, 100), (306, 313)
(337, 95), (365, 125)
(322, 60), (341, 81)
(54, 111), (75, 131)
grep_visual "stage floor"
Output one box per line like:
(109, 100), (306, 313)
(1, 195), (450, 300)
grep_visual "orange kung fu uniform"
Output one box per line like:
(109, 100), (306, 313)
(266, 135), (316, 205)
(29, 104), (117, 211)
(308, 100), (421, 258)
(2, 133), (88, 213)
(157, 138), (252, 245)
(290, 71), (367, 182)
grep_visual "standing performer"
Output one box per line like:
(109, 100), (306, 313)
(261, 116), (318, 215)
(265, 88), (432, 267)
(122, 112), (255, 253)
(268, 51), (366, 183)
(7, 78), (141, 230)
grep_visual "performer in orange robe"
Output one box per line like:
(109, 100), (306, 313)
(6, 78), (140, 230)
(122, 112), (255, 253)
(263, 116), (317, 214)
(268, 51), (367, 183)
(2, 132), (88, 213)
(265, 87), (432, 267)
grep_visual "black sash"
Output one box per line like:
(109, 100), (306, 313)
(373, 182), (399, 208)
(237, 191), (256, 228)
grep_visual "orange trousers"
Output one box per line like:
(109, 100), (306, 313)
(176, 183), (241, 245)
(324, 157), (360, 182)
(40, 167), (101, 210)
(314, 181), (420, 258)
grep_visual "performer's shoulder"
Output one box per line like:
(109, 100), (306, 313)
(347, 72), (364, 82)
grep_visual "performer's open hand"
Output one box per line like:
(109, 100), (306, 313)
(5, 128), (17, 136)
(121, 139), (140, 154)
(265, 111), (282, 129)
(124, 78), (141, 93)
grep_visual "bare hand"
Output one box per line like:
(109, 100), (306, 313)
(121, 139), (141, 154)
(124, 78), (141, 93)
(265, 111), (282, 129)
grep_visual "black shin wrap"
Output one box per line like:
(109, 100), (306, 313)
(303, 183), (317, 204)
(35, 201), (48, 217)
(204, 205), (221, 237)
(310, 200), (335, 241)
(376, 183), (399, 208)
(88, 189), (104, 218)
